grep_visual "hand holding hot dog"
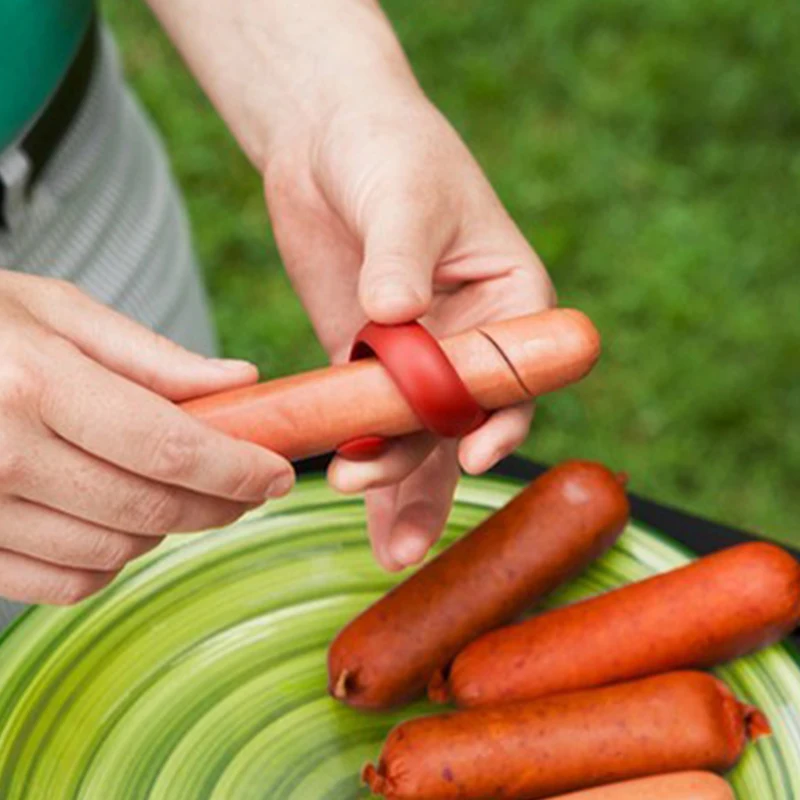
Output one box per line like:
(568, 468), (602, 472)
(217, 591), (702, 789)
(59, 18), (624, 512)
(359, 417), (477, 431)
(150, 0), (558, 571)
(0, 271), (295, 605)
(265, 97), (555, 572)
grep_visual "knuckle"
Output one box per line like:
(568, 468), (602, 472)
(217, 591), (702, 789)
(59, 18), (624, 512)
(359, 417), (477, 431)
(517, 262), (557, 310)
(47, 278), (84, 304)
(0, 361), (40, 411)
(42, 333), (81, 361)
(542, 275), (558, 308)
(135, 490), (184, 535)
(0, 447), (27, 487)
(223, 457), (276, 501)
(52, 573), (103, 606)
(207, 501), (248, 530)
(148, 428), (201, 483)
(85, 534), (140, 572)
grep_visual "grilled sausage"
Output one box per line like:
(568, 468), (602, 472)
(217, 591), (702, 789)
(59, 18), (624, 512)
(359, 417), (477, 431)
(543, 772), (735, 799)
(364, 672), (768, 800)
(436, 542), (800, 707)
(328, 460), (629, 710)
(549, 772), (736, 800)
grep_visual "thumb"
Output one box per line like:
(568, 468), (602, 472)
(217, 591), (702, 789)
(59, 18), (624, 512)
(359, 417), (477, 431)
(24, 278), (257, 401)
(358, 193), (452, 325)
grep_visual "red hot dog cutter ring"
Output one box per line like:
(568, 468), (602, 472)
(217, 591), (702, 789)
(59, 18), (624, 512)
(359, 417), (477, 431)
(336, 321), (488, 460)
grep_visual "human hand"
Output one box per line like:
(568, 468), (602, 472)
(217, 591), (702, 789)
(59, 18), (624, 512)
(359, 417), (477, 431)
(0, 271), (295, 605)
(147, 0), (553, 571)
(264, 96), (554, 572)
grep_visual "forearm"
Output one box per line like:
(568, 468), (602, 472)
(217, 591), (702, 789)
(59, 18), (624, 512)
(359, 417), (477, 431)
(146, 0), (423, 171)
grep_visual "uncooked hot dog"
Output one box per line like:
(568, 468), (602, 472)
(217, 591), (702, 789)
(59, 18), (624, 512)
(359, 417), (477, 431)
(181, 309), (599, 460)
(436, 542), (800, 707)
(544, 772), (734, 800)
(327, 460), (629, 710)
(363, 671), (768, 800)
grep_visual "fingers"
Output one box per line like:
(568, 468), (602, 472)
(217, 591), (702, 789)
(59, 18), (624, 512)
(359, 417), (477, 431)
(458, 403), (535, 475)
(368, 441), (460, 570)
(0, 498), (161, 571)
(327, 432), (437, 494)
(0, 548), (116, 606)
(364, 484), (403, 572)
(39, 345), (295, 503)
(333, 406), (533, 573)
(330, 403), (534, 495)
(265, 171), (366, 361)
(358, 188), (455, 324)
(11, 435), (254, 536)
(356, 404), (532, 574)
(19, 276), (258, 400)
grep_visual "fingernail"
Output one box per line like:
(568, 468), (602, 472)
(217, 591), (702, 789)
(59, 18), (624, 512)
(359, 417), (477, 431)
(390, 535), (429, 566)
(331, 462), (381, 493)
(464, 445), (502, 475)
(209, 358), (257, 373)
(266, 473), (294, 499)
(337, 437), (388, 462)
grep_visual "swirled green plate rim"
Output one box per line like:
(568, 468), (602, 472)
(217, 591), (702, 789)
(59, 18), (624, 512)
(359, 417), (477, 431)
(0, 471), (797, 800)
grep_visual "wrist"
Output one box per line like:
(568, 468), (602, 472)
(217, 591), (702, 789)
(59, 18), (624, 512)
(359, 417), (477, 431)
(265, 81), (427, 161)
(258, 45), (424, 167)
(149, 0), (426, 172)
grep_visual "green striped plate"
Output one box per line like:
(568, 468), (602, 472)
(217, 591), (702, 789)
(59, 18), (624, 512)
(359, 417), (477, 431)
(0, 475), (797, 799)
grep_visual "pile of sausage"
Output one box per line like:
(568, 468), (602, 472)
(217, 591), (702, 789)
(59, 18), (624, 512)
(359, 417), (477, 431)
(327, 461), (800, 799)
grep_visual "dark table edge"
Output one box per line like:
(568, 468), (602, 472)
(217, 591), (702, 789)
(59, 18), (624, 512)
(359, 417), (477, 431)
(296, 453), (800, 648)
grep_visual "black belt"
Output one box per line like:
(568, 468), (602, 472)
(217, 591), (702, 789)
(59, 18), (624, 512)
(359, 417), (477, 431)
(0, 15), (99, 231)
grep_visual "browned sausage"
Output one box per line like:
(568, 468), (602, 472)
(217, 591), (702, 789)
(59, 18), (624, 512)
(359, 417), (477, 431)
(363, 671), (769, 800)
(434, 542), (800, 708)
(180, 309), (600, 460)
(327, 460), (629, 710)
(544, 772), (735, 799)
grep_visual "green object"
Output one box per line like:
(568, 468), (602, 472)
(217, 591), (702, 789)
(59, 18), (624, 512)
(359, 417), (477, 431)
(0, 475), (797, 799)
(0, 0), (94, 151)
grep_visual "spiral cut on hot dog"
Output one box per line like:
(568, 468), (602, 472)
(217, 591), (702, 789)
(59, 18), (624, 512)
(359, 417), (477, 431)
(181, 309), (600, 460)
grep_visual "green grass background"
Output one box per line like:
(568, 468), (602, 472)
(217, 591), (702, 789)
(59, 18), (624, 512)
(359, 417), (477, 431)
(103, 0), (798, 545)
